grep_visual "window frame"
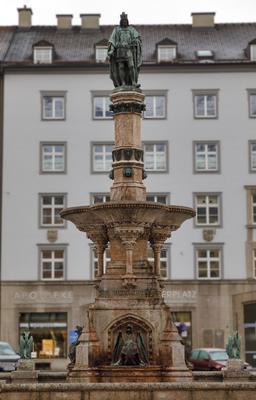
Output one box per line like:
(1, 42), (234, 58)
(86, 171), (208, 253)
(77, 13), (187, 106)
(39, 193), (67, 228)
(194, 244), (223, 280)
(143, 141), (168, 173)
(194, 192), (222, 227)
(38, 245), (67, 281)
(95, 46), (108, 63)
(33, 47), (53, 64)
(157, 45), (177, 62)
(192, 89), (219, 119)
(91, 91), (113, 120)
(250, 44), (256, 61)
(91, 142), (114, 173)
(146, 193), (170, 204)
(90, 193), (111, 204)
(41, 91), (67, 121)
(193, 141), (220, 173)
(249, 141), (256, 173)
(40, 142), (67, 174)
(245, 186), (256, 228)
(143, 91), (167, 120)
(247, 90), (256, 118)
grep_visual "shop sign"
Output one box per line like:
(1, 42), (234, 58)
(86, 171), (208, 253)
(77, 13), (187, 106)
(14, 290), (73, 303)
(161, 289), (197, 303)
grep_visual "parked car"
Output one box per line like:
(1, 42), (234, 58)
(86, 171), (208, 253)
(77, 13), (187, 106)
(0, 341), (20, 371)
(189, 348), (251, 371)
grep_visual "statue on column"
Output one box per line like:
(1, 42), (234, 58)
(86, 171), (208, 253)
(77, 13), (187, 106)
(108, 12), (142, 88)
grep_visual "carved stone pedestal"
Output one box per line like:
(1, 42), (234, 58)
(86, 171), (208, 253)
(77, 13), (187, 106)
(11, 359), (38, 383)
(223, 359), (250, 381)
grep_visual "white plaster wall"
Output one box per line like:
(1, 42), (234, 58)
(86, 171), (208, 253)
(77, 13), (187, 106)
(2, 70), (255, 280)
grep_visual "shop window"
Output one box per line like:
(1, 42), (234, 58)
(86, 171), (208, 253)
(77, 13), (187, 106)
(19, 312), (67, 358)
(244, 303), (256, 367)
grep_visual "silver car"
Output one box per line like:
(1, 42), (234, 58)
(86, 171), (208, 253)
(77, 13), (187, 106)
(0, 341), (20, 371)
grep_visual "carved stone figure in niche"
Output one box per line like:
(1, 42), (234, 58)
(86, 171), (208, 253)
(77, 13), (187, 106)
(112, 324), (148, 365)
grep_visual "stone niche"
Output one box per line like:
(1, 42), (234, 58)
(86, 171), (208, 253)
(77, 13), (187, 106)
(108, 315), (153, 365)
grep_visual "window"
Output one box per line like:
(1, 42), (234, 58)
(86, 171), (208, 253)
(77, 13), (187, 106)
(91, 193), (111, 204)
(248, 92), (256, 117)
(250, 44), (256, 61)
(40, 194), (66, 227)
(147, 246), (169, 278)
(19, 312), (67, 358)
(33, 47), (52, 64)
(253, 193), (256, 224)
(193, 91), (218, 118)
(92, 246), (110, 278)
(42, 94), (65, 120)
(253, 249), (256, 279)
(194, 142), (219, 172)
(144, 142), (167, 172)
(95, 46), (108, 63)
(93, 96), (113, 119)
(40, 143), (66, 173)
(92, 143), (113, 172)
(195, 194), (221, 226)
(144, 95), (166, 119)
(146, 193), (169, 204)
(249, 141), (256, 172)
(195, 247), (222, 279)
(158, 46), (176, 62)
(245, 186), (256, 226)
(40, 248), (65, 280)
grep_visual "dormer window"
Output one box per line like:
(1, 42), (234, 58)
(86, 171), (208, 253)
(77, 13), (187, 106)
(157, 38), (177, 62)
(95, 39), (108, 63)
(196, 50), (214, 59)
(33, 40), (53, 64)
(250, 44), (256, 61)
(247, 39), (256, 61)
(96, 47), (108, 63)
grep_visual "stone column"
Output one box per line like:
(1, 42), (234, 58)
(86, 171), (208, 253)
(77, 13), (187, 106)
(114, 225), (144, 285)
(150, 226), (172, 277)
(110, 90), (146, 201)
(86, 227), (108, 278)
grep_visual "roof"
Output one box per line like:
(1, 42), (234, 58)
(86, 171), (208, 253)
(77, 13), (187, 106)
(0, 23), (256, 64)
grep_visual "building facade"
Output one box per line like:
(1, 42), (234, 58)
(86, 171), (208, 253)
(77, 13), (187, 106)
(0, 7), (256, 369)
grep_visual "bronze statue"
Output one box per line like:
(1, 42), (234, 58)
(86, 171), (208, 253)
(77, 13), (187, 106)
(19, 330), (33, 359)
(112, 324), (148, 365)
(68, 325), (83, 364)
(108, 12), (142, 88)
(226, 331), (241, 359)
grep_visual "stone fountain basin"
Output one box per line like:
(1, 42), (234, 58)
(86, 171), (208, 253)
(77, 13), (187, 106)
(60, 201), (195, 231)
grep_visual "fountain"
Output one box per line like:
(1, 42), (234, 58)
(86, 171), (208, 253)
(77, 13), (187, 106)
(60, 12), (195, 383)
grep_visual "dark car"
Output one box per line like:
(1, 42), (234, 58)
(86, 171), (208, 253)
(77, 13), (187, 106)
(0, 341), (20, 371)
(189, 348), (251, 371)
